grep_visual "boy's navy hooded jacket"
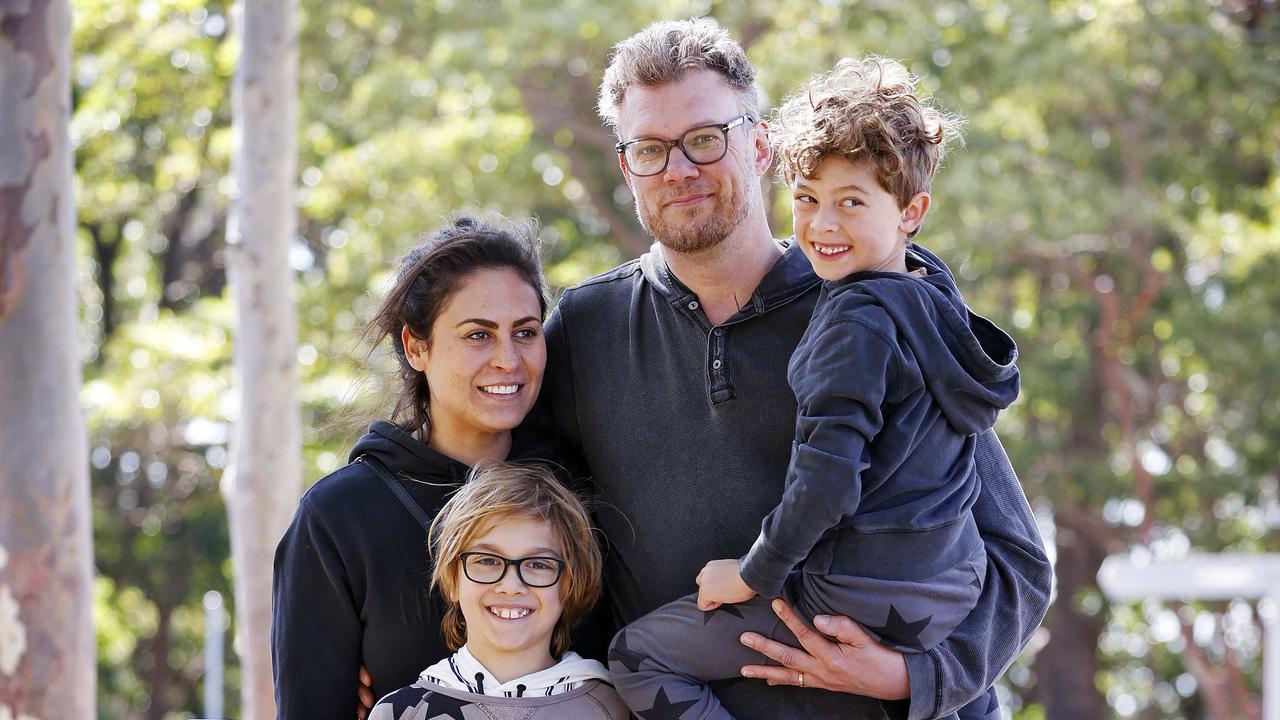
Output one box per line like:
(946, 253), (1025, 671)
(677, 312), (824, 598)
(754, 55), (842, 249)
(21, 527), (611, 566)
(271, 420), (556, 720)
(739, 247), (1021, 602)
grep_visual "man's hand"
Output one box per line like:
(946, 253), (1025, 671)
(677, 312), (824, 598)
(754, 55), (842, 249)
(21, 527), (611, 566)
(695, 559), (757, 611)
(739, 598), (910, 701)
(356, 664), (374, 719)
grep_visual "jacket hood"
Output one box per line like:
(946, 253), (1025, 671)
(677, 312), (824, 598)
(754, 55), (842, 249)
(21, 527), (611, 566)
(419, 646), (610, 698)
(828, 244), (1019, 435)
(348, 420), (471, 487)
(348, 420), (559, 487)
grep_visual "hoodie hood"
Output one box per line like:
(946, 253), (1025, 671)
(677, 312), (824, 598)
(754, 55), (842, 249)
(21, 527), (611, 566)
(348, 419), (559, 487)
(419, 646), (610, 698)
(348, 420), (471, 487)
(827, 244), (1019, 435)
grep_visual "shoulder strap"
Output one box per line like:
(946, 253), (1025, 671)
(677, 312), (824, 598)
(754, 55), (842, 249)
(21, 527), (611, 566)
(357, 455), (433, 533)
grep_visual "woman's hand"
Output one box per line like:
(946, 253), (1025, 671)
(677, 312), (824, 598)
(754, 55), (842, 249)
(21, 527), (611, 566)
(739, 598), (910, 700)
(356, 664), (373, 719)
(695, 559), (757, 611)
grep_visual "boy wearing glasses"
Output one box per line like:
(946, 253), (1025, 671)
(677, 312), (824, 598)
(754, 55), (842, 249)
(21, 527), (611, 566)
(606, 56), (1019, 720)
(369, 461), (627, 720)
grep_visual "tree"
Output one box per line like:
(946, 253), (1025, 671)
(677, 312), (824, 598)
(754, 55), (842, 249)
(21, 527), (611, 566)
(0, 1), (95, 718)
(65, 1), (1280, 716)
(223, 0), (303, 717)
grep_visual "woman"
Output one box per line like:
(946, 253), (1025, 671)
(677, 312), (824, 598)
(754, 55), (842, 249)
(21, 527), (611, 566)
(271, 215), (554, 719)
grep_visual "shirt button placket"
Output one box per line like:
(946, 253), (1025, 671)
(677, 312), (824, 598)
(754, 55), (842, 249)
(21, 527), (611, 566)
(709, 326), (727, 393)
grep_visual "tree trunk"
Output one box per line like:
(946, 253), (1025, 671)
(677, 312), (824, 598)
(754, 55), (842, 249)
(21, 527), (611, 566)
(86, 222), (120, 341)
(223, 1), (303, 718)
(1034, 505), (1111, 720)
(0, 1), (96, 718)
(145, 600), (175, 720)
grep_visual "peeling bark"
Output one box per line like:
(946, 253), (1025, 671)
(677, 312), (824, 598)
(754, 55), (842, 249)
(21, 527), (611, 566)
(0, 2), (94, 716)
(223, 1), (303, 718)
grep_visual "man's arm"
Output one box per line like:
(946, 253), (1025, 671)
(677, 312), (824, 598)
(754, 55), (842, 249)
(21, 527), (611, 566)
(740, 429), (1052, 719)
(900, 428), (1052, 719)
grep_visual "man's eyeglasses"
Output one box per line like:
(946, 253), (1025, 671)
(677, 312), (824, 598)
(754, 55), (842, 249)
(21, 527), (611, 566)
(616, 115), (754, 177)
(459, 551), (565, 588)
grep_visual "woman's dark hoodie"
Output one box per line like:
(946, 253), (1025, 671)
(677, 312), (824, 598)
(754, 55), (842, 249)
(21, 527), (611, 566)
(740, 245), (1021, 609)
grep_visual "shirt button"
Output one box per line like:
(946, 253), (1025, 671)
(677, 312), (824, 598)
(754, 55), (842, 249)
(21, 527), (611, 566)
(688, 301), (699, 310)
(712, 360), (722, 370)
(713, 328), (722, 336)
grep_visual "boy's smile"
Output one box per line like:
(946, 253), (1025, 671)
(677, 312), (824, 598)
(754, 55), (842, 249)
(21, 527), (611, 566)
(792, 156), (929, 281)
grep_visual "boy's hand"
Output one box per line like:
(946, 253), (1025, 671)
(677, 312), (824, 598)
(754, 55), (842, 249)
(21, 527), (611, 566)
(695, 559), (756, 611)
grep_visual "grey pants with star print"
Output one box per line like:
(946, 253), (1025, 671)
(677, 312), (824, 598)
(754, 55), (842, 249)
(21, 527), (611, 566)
(608, 562), (998, 720)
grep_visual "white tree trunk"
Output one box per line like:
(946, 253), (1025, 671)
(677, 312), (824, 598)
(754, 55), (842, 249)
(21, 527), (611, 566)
(224, 1), (302, 718)
(0, 1), (95, 719)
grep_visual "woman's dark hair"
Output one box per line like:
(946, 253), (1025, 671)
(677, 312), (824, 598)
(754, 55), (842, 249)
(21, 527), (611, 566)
(364, 214), (546, 439)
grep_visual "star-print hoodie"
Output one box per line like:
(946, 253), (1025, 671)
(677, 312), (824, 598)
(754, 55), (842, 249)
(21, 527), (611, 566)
(368, 646), (627, 720)
(739, 245), (1021, 603)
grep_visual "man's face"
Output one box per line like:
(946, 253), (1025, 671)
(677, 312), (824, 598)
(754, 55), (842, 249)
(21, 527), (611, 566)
(615, 69), (769, 254)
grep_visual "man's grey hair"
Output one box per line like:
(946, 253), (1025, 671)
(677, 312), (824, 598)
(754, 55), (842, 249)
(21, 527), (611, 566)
(598, 17), (761, 135)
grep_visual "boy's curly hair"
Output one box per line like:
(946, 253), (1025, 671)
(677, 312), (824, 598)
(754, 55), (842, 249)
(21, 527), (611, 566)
(772, 56), (963, 209)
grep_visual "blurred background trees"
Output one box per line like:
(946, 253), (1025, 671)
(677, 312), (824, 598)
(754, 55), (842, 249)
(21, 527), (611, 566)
(69, 0), (1279, 717)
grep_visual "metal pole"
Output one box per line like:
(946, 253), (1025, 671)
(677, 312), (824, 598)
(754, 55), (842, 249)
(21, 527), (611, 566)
(204, 590), (225, 720)
(1265, 592), (1278, 720)
(1097, 555), (1280, 720)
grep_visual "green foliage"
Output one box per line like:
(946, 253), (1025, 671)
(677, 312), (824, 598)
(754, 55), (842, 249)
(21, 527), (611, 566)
(74, 0), (1280, 717)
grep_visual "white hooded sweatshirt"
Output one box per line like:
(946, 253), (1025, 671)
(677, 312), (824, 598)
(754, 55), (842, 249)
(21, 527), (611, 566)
(419, 645), (612, 698)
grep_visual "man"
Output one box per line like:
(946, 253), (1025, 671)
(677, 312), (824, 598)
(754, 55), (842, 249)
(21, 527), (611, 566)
(540, 18), (1053, 720)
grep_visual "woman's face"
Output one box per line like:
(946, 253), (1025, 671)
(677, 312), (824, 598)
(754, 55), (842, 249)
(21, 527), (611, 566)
(404, 267), (546, 450)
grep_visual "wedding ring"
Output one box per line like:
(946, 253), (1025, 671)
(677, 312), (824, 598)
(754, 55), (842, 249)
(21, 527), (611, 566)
(798, 671), (805, 688)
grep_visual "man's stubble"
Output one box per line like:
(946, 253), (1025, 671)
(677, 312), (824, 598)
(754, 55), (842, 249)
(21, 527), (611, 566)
(637, 178), (752, 255)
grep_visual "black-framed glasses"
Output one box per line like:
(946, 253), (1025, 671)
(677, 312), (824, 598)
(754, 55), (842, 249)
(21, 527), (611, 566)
(615, 114), (754, 177)
(459, 551), (565, 588)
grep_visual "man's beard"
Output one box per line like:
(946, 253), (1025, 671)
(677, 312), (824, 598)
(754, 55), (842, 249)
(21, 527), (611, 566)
(639, 182), (749, 254)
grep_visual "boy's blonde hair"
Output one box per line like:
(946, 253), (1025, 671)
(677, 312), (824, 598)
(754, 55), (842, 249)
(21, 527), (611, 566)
(429, 461), (601, 657)
(772, 56), (963, 212)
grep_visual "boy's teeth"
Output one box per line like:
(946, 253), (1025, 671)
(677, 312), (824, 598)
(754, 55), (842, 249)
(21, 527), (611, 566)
(481, 384), (519, 395)
(489, 607), (531, 619)
(816, 245), (850, 255)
